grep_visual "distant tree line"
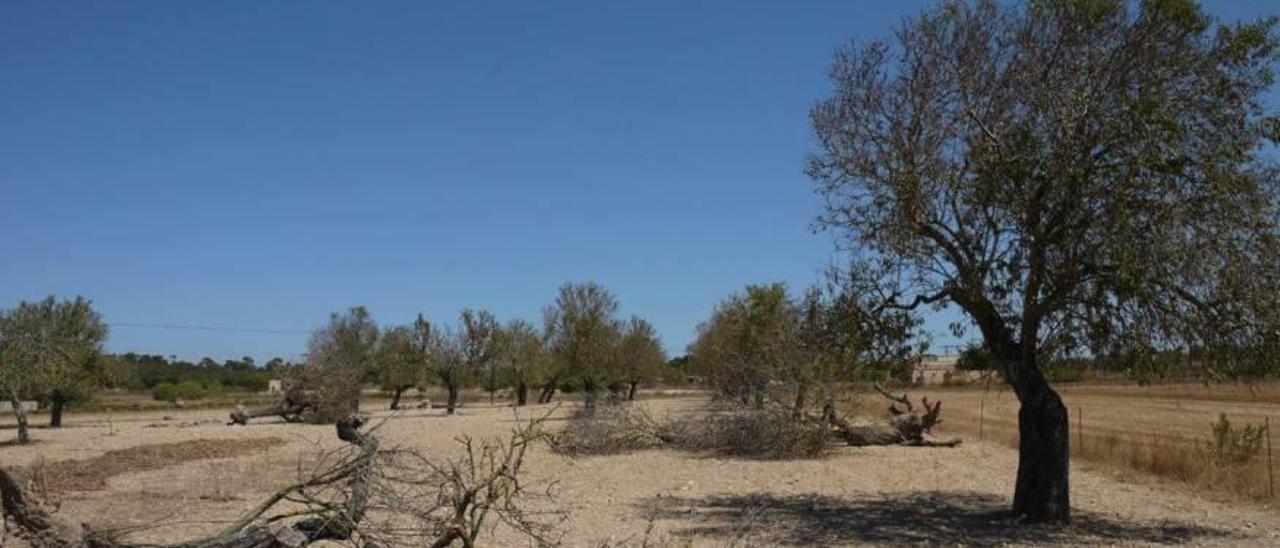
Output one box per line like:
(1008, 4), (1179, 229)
(103, 353), (295, 394)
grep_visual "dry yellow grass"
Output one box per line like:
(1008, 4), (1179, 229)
(855, 382), (1280, 503)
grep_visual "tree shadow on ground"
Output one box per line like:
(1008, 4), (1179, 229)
(641, 491), (1237, 546)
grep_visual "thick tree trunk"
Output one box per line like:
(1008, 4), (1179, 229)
(538, 377), (557, 404)
(389, 386), (405, 410)
(446, 383), (459, 415)
(582, 377), (598, 411)
(987, 331), (1070, 524)
(1011, 379), (1070, 523)
(516, 381), (528, 406)
(8, 395), (30, 445)
(489, 367), (497, 405)
(49, 391), (65, 428)
(627, 380), (638, 401)
(792, 382), (808, 418)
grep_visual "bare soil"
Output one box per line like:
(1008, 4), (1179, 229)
(3, 395), (1279, 546)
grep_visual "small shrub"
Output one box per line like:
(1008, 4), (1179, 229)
(152, 383), (178, 402)
(175, 380), (208, 400)
(558, 377), (582, 394)
(678, 403), (831, 459)
(1206, 413), (1266, 466)
(238, 372), (271, 392)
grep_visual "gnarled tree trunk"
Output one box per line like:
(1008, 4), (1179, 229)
(792, 382), (808, 419)
(389, 386), (409, 410)
(8, 394), (30, 445)
(48, 392), (66, 428)
(445, 383), (459, 415)
(538, 376), (558, 404)
(1010, 371), (1070, 523)
(516, 381), (529, 406)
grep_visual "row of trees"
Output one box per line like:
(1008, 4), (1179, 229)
(0, 296), (108, 443)
(296, 281), (670, 418)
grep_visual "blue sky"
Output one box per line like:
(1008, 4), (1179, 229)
(1, 1), (1274, 362)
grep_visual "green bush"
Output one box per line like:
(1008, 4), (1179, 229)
(155, 380), (207, 402)
(1207, 413), (1267, 466)
(238, 372), (271, 392)
(152, 382), (178, 402)
(558, 377), (582, 394)
(174, 380), (207, 400)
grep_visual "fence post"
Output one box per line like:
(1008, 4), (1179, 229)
(978, 398), (985, 441)
(1266, 416), (1274, 499)
(1077, 406), (1083, 455)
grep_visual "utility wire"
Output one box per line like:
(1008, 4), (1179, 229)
(109, 322), (308, 335)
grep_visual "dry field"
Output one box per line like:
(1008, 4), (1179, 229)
(883, 383), (1280, 503)
(3, 390), (1280, 547)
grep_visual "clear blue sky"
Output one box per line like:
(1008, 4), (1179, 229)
(1, 1), (1273, 363)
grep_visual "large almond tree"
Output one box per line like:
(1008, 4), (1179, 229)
(808, 0), (1279, 522)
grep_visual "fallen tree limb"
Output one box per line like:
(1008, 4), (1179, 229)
(228, 388), (326, 426)
(790, 386), (961, 448)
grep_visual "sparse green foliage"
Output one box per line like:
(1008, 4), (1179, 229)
(0, 296), (108, 436)
(689, 283), (797, 407)
(1207, 413), (1268, 466)
(300, 306), (380, 421)
(543, 282), (623, 409)
(460, 308), (500, 403)
(496, 318), (546, 406)
(378, 325), (426, 410)
(617, 316), (667, 401)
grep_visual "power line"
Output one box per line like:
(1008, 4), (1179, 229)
(109, 322), (309, 335)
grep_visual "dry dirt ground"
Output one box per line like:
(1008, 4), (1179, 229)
(3, 395), (1279, 547)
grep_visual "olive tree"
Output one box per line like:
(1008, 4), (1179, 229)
(426, 320), (467, 415)
(377, 325), (425, 410)
(808, 0), (1279, 522)
(0, 309), (33, 443)
(543, 282), (622, 410)
(460, 308), (500, 405)
(689, 283), (798, 407)
(0, 296), (108, 431)
(303, 306), (379, 421)
(617, 316), (667, 400)
(496, 318), (545, 406)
